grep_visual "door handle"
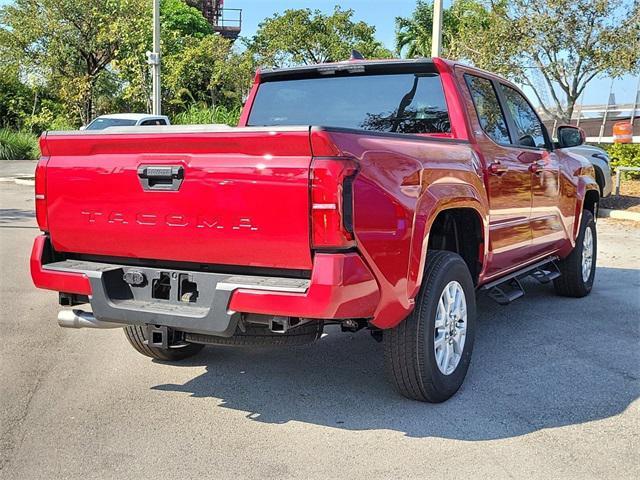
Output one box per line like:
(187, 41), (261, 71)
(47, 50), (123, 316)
(528, 161), (545, 174)
(488, 161), (508, 176)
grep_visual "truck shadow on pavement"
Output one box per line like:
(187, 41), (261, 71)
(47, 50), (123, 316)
(152, 267), (639, 440)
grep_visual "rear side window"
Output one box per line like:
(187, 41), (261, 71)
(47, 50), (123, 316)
(464, 74), (511, 144)
(140, 119), (166, 126)
(248, 73), (451, 135)
(499, 84), (546, 148)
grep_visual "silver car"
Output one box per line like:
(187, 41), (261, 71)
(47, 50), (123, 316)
(566, 145), (612, 197)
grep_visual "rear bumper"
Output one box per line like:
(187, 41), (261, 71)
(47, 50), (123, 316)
(31, 235), (380, 336)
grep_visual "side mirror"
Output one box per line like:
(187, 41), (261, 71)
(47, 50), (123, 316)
(557, 125), (585, 148)
(79, 125), (86, 131)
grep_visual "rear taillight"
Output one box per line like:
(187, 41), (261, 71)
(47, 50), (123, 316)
(35, 156), (49, 232)
(310, 158), (357, 249)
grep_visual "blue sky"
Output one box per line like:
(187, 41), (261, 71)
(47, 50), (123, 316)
(235, 0), (637, 107)
(1, 0), (636, 106)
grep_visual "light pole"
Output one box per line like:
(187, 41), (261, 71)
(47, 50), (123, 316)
(147, 0), (161, 115)
(431, 0), (444, 57)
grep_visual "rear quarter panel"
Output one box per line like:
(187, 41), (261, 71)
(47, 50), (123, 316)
(318, 129), (488, 329)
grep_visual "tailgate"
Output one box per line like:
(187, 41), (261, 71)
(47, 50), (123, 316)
(42, 127), (314, 270)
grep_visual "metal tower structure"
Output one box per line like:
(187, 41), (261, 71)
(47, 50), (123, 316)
(201, 0), (242, 41)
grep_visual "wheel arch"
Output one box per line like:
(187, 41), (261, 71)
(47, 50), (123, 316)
(409, 192), (488, 302)
(426, 207), (485, 284)
(573, 176), (600, 241)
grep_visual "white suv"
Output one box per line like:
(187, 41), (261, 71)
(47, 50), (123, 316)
(566, 145), (613, 197)
(82, 114), (171, 131)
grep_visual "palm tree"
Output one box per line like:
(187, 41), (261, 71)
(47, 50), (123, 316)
(395, 1), (435, 58)
(396, 0), (490, 59)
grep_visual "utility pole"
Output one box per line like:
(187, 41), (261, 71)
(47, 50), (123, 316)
(146, 0), (161, 115)
(431, 0), (443, 57)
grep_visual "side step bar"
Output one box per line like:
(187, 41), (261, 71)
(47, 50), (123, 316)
(481, 257), (560, 305)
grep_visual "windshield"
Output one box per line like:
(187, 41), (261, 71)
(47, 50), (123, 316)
(86, 118), (138, 130)
(247, 73), (450, 134)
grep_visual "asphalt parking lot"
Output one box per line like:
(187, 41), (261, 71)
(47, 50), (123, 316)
(1, 169), (639, 479)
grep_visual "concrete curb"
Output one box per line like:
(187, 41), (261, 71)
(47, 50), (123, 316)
(599, 208), (640, 222)
(15, 177), (35, 186)
(1, 175), (35, 186)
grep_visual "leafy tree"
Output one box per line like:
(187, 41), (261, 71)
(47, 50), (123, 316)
(114, 0), (250, 115)
(0, 65), (36, 129)
(164, 34), (254, 110)
(0, 0), (252, 126)
(246, 6), (393, 67)
(487, 0), (640, 121)
(396, 0), (640, 122)
(114, 0), (204, 113)
(0, 0), (147, 124)
(162, 0), (212, 39)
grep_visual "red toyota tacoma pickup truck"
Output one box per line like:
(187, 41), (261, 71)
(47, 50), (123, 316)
(31, 58), (599, 402)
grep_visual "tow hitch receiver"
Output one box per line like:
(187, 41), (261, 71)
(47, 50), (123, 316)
(146, 325), (191, 349)
(147, 325), (170, 349)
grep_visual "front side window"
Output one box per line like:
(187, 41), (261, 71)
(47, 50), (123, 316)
(86, 118), (137, 130)
(464, 74), (511, 144)
(499, 84), (546, 148)
(248, 73), (451, 135)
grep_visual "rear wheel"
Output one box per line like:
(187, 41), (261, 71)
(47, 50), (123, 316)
(384, 250), (476, 402)
(123, 325), (204, 361)
(554, 209), (597, 297)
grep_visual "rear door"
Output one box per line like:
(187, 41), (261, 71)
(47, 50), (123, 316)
(496, 83), (565, 257)
(462, 73), (532, 278)
(43, 128), (314, 270)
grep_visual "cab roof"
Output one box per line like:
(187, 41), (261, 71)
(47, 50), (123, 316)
(259, 57), (445, 81)
(93, 113), (168, 121)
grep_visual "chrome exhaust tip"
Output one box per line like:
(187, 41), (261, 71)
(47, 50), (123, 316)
(57, 309), (123, 329)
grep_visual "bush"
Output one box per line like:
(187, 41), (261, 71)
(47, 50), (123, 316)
(22, 105), (77, 134)
(0, 129), (40, 160)
(172, 104), (241, 126)
(603, 143), (640, 179)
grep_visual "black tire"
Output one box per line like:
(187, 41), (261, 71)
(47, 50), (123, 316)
(384, 250), (476, 403)
(554, 209), (597, 297)
(184, 321), (323, 347)
(594, 167), (605, 198)
(123, 325), (204, 361)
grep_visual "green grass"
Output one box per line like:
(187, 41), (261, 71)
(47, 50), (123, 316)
(0, 129), (40, 160)
(172, 104), (241, 126)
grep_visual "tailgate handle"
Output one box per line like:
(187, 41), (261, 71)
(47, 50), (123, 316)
(137, 165), (184, 191)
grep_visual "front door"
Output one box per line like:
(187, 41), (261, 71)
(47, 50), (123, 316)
(497, 83), (565, 257)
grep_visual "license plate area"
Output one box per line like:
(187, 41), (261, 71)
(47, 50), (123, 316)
(116, 268), (204, 306)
